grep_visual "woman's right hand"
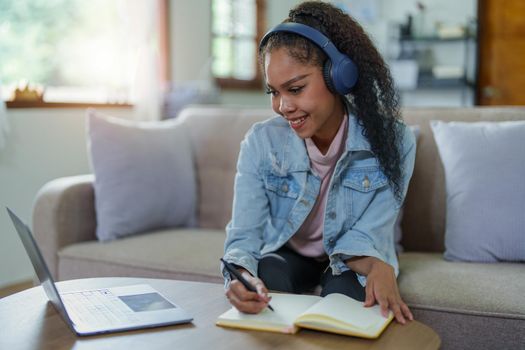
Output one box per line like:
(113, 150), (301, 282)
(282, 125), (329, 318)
(225, 269), (272, 314)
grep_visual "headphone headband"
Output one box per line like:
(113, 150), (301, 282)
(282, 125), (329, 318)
(261, 23), (340, 62)
(260, 22), (358, 94)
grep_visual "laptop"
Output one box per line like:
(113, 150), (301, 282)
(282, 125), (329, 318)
(6, 207), (193, 336)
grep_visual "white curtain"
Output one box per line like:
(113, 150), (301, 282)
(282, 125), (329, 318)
(123, 0), (163, 121)
(0, 81), (9, 150)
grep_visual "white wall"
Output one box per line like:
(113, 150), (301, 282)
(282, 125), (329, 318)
(170, 0), (213, 83)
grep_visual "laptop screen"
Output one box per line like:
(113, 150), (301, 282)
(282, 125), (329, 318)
(6, 208), (76, 329)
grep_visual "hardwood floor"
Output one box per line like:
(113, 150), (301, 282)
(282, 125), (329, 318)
(0, 280), (33, 299)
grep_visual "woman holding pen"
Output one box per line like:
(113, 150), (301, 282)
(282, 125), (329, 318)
(221, 1), (415, 325)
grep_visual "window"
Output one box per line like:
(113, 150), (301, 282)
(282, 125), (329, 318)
(0, 0), (169, 108)
(211, 0), (265, 90)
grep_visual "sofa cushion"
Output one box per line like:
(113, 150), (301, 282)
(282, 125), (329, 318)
(431, 120), (525, 262)
(87, 109), (197, 242)
(399, 252), (525, 350)
(57, 228), (225, 283)
(398, 252), (525, 318)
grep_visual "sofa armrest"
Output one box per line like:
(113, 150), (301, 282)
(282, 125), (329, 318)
(32, 174), (97, 280)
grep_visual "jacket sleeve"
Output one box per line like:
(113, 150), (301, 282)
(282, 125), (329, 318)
(222, 125), (269, 284)
(330, 124), (417, 285)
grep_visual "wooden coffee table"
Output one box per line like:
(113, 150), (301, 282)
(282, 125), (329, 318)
(0, 277), (440, 350)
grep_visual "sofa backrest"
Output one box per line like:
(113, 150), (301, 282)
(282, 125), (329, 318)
(178, 105), (525, 253)
(178, 106), (272, 229)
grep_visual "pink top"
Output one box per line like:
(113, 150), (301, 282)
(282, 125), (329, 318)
(287, 115), (348, 258)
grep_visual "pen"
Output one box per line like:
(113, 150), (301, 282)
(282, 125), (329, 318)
(220, 258), (275, 312)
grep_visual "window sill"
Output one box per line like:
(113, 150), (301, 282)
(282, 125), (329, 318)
(215, 77), (264, 91)
(6, 101), (133, 109)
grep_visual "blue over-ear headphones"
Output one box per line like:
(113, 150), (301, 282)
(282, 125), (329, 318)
(260, 22), (358, 95)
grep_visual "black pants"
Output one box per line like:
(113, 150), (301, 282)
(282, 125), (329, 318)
(258, 245), (366, 301)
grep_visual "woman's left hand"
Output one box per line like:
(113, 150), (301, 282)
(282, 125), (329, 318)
(364, 259), (413, 324)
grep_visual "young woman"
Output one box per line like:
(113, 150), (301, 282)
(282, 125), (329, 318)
(221, 1), (415, 324)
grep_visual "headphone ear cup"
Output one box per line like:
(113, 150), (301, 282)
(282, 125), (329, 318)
(322, 60), (336, 94)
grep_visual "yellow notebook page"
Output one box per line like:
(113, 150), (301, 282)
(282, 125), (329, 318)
(216, 293), (321, 334)
(295, 293), (393, 338)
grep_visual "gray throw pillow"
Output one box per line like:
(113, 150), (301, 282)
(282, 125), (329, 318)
(431, 120), (525, 262)
(87, 109), (197, 242)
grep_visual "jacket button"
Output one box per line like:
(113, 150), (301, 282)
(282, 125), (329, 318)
(328, 212), (336, 219)
(362, 176), (370, 189)
(281, 183), (289, 193)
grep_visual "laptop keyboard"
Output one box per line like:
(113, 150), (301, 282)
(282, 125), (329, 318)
(62, 289), (140, 326)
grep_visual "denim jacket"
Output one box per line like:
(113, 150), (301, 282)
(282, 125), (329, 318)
(223, 112), (416, 286)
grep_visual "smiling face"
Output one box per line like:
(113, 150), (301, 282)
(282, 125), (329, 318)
(264, 47), (345, 153)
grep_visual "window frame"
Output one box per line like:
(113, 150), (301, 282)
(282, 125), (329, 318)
(5, 0), (170, 109)
(212, 0), (266, 90)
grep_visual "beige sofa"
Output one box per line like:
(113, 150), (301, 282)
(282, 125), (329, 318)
(33, 105), (525, 349)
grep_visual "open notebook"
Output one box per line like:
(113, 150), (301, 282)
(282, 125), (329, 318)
(216, 293), (393, 339)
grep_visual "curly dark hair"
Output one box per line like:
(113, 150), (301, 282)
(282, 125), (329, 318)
(259, 1), (404, 202)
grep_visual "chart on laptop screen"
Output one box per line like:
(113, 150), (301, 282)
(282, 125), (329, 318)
(118, 292), (177, 312)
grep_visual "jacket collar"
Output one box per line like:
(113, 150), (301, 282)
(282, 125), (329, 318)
(285, 128), (311, 172)
(345, 113), (373, 152)
(343, 98), (372, 152)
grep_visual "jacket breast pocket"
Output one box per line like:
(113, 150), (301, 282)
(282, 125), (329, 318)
(342, 167), (388, 220)
(264, 174), (300, 219)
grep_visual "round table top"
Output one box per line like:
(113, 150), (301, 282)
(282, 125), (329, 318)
(0, 277), (440, 350)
